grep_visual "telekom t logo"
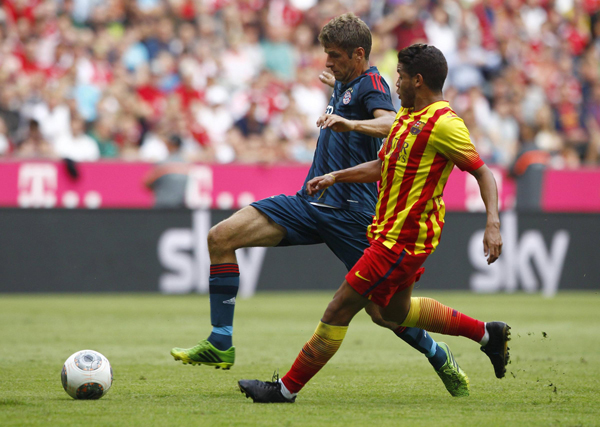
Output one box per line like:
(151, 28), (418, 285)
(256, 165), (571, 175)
(17, 163), (58, 208)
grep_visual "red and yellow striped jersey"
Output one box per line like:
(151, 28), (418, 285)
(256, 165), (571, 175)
(368, 100), (484, 255)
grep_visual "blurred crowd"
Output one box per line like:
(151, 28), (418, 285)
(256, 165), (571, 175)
(1, 0), (600, 170)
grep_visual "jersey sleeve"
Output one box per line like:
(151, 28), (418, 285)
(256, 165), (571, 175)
(430, 115), (484, 172)
(360, 73), (396, 115)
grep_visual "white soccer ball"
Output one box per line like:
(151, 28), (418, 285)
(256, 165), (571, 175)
(61, 350), (113, 399)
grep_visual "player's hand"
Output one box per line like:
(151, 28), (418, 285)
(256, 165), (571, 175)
(306, 174), (336, 196)
(317, 114), (355, 132)
(483, 222), (502, 265)
(319, 71), (335, 88)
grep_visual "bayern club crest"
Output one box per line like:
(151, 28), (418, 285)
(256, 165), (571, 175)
(410, 121), (425, 135)
(342, 90), (352, 104)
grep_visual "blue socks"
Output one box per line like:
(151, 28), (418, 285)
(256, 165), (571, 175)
(394, 326), (447, 371)
(207, 263), (239, 351)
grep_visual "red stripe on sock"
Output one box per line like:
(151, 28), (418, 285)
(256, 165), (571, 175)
(210, 264), (240, 275)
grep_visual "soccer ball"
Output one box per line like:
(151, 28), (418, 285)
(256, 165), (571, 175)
(61, 350), (113, 400)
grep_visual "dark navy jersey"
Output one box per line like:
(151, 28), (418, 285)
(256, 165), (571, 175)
(298, 66), (396, 214)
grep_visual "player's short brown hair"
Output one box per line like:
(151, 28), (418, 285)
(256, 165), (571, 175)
(318, 13), (372, 60)
(397, 44), (448, 92)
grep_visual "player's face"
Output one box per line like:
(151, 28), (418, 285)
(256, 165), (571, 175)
(324, 45), (356, 84)
(396, 64), (416, 108)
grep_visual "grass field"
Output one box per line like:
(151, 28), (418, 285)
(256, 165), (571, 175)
(1, 291), (599, 426)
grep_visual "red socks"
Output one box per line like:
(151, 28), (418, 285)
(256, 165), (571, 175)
(402, 297), (485, 343)
(281, 322), (348, 394)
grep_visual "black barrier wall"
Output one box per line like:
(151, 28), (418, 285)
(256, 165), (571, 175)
(0, 209), (596, 295)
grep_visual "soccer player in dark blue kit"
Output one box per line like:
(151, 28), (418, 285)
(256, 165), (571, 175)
(171, 13), (469, 396)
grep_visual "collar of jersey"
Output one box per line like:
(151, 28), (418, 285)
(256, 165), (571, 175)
(407, 100), (449, 115)
(338, 66), (379, 91)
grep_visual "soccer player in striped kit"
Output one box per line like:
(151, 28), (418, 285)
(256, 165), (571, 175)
(238, 44), (510, 403)
(172, 14), (479, 397)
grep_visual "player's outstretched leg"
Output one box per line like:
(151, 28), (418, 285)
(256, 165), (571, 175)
(171, 206), (286, 370)
(396, 297), (511, 378)
(239, 320), (349, 403)
(435, 342), (470, 397)
(239, 281), (366, 403)
(170, 263), (239, 369)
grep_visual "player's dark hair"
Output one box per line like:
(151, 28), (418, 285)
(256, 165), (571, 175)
(397, 44), (448, 92)
(318, 13), (372, 60)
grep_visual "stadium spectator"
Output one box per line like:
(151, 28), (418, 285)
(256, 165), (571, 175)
(140, 121), (169, 162)
(1, 0), (600, 168)
(376, 3), (427, 51)
(31, 87), (72, 145)
(234, 102), (266, 138)
(114, 113), (143, 161)
(54, 114), (100, 162)
(0, 117), (11, 155)
(144, 134), (189, 208)
(0, 87), (21, 141)
(88, 116), (118, 158)
(487, 97), (520, 168)
(15, 119), (55, 158)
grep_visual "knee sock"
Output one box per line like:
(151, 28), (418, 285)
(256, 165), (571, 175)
(281, 321), (348, 394)
(394, 326), (447, 371)
(207, 263), (239, 351)
(401, 297), (486, 343)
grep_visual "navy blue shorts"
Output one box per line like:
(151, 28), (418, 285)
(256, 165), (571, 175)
(251, 195), (373, 271)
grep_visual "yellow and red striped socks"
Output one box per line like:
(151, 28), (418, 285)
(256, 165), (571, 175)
(281, 321), (348, 394)
(401, 297), (485, 343)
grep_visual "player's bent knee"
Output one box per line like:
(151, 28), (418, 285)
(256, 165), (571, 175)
(369, 314), (387, 328)
(321, 297), (353, 326)
(369, 312), (392, 328)
(366, 306), (400, 330)
(321, 282), (368, 326)
(207, 222), (236, 254)
(321, 301), (343, 325)
(365, 303), (387, 327)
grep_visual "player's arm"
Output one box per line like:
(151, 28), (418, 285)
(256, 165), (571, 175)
(316, 109), (395, 138)
(469, 164), (502, 265)
(431, 115), (502, 265)
(306, 159), (382, 195)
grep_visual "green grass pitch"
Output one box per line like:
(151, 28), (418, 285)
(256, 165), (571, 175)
(1, 291), (599, 426)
